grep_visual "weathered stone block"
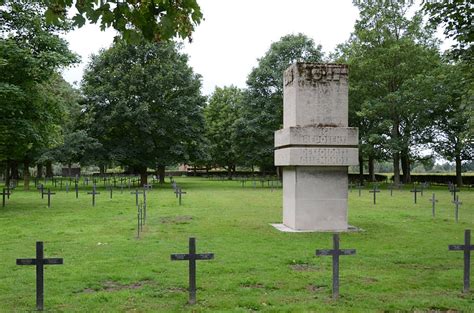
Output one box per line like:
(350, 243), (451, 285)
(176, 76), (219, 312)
(274, 127), (358, 148)
(274, 147), (359, 166)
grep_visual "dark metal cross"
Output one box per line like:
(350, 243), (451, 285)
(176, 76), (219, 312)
(171, 237), (214, 304)
(388, 184), (395, 196)
(348, 183), (354, 193)
(107, 185), (113, 199)
(2, 188), (11, 207)
(175, 187), (187, 205)
(87, 184), (100, 206)
(130, 189), (143, 207)
(37, 184), (45, 198)
(448, 229), (474, 293)
(75, 182), (79, 199)
(452, 196), (462, 223)
(316, 234), (356, 299)
(429, 193), (438, 217)
(410, 186), (420, 204)
(369, 185), (380, 205)
(42, 189), (55, 208)
(16, 241), (63, 311)
(356, 183), (363, 197)
(451, 186), (460, 202)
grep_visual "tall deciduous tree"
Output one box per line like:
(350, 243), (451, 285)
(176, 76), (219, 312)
(340, 1), (440, 184)
(82, 39), (206, 185)
(204, 86), (243, 178)
(0, 1), (78, 188)
(235, 33), (323, 171)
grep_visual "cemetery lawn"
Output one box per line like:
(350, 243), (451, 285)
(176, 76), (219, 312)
(0, 178), (473, 312)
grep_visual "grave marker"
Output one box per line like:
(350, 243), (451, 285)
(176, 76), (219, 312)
(16, 241), (63, 311)
(37, 184), (44, 198)
(369, 185), (380, 205)
(452, 196), (462, 223)
(357, 183), (363, 197)
(42, 189), (55, 208)
(75, 182), (79, 199)
(87, 184), (100, 206)
(448, 229), (473, 293)
(130, 189), (143, 207)
(316, 234), (356, 299)
(2, 188), (11, 207)
(410, 186), (420, 204)
(429, 193), (438, 217)
(175, 187), (187, 205)
(171, 238), (214, 304)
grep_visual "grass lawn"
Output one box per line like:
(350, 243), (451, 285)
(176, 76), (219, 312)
(0, 177), (473, 312)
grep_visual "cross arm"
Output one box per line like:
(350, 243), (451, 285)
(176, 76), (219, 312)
(449, 245), (474, 251)
(16, 258), (36, 265)
(43, 258), (63, 265)
(316, 249), (356, 256)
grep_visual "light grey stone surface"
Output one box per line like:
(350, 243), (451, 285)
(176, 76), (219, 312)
(274, 63), (358, 232)
(275, 147), (359, 166)
(274, 127), (358, 148)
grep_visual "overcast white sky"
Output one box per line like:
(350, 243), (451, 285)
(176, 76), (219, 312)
(61, 0), (449, 96)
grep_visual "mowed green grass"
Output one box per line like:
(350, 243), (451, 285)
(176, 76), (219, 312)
(0, 177), (473, 312)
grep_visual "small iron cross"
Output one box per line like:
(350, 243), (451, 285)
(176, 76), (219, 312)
(130, 189), (143, 207)
(171, 237), (214, 304)
(107, 185), (113, 199)
(37, 184), (45, 198)
(369, 185), (380, 205)
(451, 186), (460, 201)
(316, 234), (356, 299)
(175, 187), (187, 205)
(16, 241), (63, 311)
(2, 188), (11, 207)
(42, 189), (55, 208)
(87, 184), (100, 206)
(429, 193), (438, 217)
(356, 183), (363, 197)
(75, 182), (79, 199)
(410, 186), (420, 204)
(452, 196), (462, 223)
(388, 184), (395, 196)
(449, 229), (473, 293)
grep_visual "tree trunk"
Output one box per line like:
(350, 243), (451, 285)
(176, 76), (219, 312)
(358, 152), (364, 185)
(401, 152), (411, 184)
(46, 161), (53, 178)
(10, 160), (19, 180)
(368, 154), (375, 182)
(140, 167), (148, 186)
(68, 163), (72, 177)
(36, 164), (43, 179)
(392, 121), (400, 185)
(99, 165), (106, 175)
(23, 160), (30, 190)
(157, 165), (165, 184)
(227, 165), (232, 180)
(455, 154), (463, 187)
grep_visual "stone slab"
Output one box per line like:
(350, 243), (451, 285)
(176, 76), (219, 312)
(282, 166), (349, 231)
(270, 223), (361, 233)
(275, 147), (358, 166)
(274, 127), (358, 148)
(283, 63), (348, 128)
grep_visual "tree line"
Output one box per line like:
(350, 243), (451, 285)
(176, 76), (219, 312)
(1, 0), (472, 188)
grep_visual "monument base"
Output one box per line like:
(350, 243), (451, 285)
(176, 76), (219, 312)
(270, 223), (361, 233)
(282, 166), (349, 231)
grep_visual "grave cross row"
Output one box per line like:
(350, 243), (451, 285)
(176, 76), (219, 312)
(171, 237), (214, 305)
(448, 229), (473, 293)
(16, 241), (63, 311)
(316, 234), (356, 299)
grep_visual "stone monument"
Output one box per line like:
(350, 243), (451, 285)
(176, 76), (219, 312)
(274, 63), (358, 231)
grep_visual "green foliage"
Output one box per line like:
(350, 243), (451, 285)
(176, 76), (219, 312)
(81, 39), (206, 172)
(0, 1), (78, 165)
(204, 86), (243, 172)
(422, 0), (473, 62)
(236, 33), (323, 170)
(338, 1), (441, 182)
(42, 0), (203, 42)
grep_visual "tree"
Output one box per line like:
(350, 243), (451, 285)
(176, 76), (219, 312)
(0, 1), (78, 187)
(422, 0), (473, 62)
(339, 1), (441, 184)
(81, 38), (206, 185)
(235, 33), (323, 171)
(204, 86), (243, 178)
(19, 0), (203, 43)
(430, 63), (473, 186)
